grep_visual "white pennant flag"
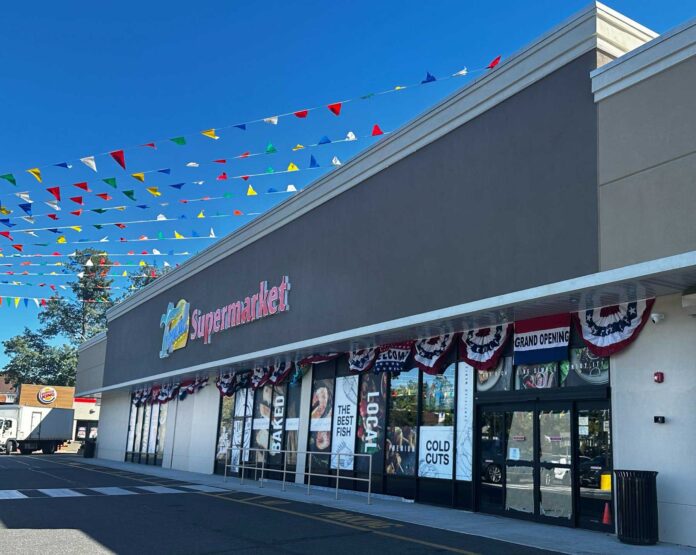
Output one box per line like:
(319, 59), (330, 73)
(164, 261), (171, 267)
(286, 184), (297, 192)
(59, 285), (67, 290)
(99, 236), (109, 242)
(263, 116), (279, 125)
(85, 259), (94, 267)
(33, 298), (39, 308)
(22, 217), (35, 224)
(453, 67), (468, 77)
(156, 214), (167, 221)
(331, 156), (342, 166)
(25, 230), (38, 236)
(152, 249), (161, 255)
(345, 131), (357, 141)
(15, 192), (32, 203)
(209, 228), (216, 238)
(192, 180), (204, 185)
(186, 162), (200, 168)
(80, 156), (97, 172)
(45, 200), (61, 211)
(77, 272), (84, 278)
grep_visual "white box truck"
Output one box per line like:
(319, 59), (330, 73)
(0, 405), (74, 455)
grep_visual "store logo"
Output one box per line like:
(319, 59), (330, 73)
(37, 386), (57, 405)
(159, 299), (190, 359)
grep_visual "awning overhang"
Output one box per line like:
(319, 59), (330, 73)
(79, 250), (696, 396)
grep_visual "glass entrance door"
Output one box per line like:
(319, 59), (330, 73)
(478, 402), (579, 526)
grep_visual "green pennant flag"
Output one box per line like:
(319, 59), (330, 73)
(170, 137), (186, 146)
(265, 167), (275, 174)
(360, 93), (375, 100)
(0, 174), (16, 186)
(223, 192), (233, 199)
(102, 177), (117, 188)
(265, 142), (277, 154)
(34, 243), (48, 247)
(157, 231), (164, 239)
(92, 208), (107, 214)
(93, 224), (103, 230)
(122, 190), (136, 201)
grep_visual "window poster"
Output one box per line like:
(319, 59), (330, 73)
(515, 362), (558, 389)
(243, 417), (252, 462)
(386, 368), (418, 476)
(456, 362), (474, 481)
(147, 403), (160, 454)
(476, 357), (513, 392)
(356, 372), (387, 474)
(330, 375), (359, 470)
(126, 402), (137, 452)
(560, 348), (609, 386)
(418, 425), (454, 479)
(284, 383), (301, 466)
(252, 385), (272, 461)
(269, 385), (286, 456)
(309, 378), (334, 468)
(234, 389), (248, 417)
(230, 419), (243, 471)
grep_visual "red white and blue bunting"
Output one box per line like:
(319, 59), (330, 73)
(250, 367), (271, 389)
(573, 299), (655, 357)
(413, 334), (457, 375)
(373, 341), (414, 374)
(348, 348), (377, 373)
(216, 371), (252, 396)
(267, 361), (294, 385)
(459, 324), (511, 371)
(178, 376), (208, 400)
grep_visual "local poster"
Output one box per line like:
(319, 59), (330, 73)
(456, 362), (474, 481)
(356, 372), (387, 474)
(418, 425), (454, 479)
(330, 375), (359, 470)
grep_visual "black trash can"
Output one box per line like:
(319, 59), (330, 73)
(614, 470), (659, 545)
(83, 439), (96, 459)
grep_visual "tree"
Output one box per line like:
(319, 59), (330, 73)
(38, 248), (114, 346)
(2, 328), (77, 387)
(124, 261), (170, 295)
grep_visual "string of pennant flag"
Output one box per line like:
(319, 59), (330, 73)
(0, 57), (500, 186)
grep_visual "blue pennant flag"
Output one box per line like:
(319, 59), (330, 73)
(136, 204), (148, 209)
(18, 203), (32, 215)
(54, 162), (72, 169)
(179, 214), (187, 219)
(191, 230), (200, 237)
(169, 183), (185, 189)
(318, 136), (331, 145)
(421, 72), (437, 84)
(23, 299), (29, 307)
(168, 250), (174, 256)
(309, 155), (320, 168)
(0, 219), (16, 228)
(158, 168), (171, 175)
(48, 228), (61, 234)
(234, 124), (246, 131)
(267, 187), (278, 193)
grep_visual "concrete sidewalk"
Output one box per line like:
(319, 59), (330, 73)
(68, 455), (694, 555)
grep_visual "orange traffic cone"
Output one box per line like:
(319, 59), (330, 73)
(602, 502), (612, 526)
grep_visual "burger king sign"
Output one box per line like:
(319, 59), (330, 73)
(37, 386), (58, 405)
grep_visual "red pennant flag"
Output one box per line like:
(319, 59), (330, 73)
(150, 269), (157, 278)
(99, 257), (106, 265)
(142, 142), (156, 149)
(487, 55), (502, 69)
(128, 250), (134, 255)
(12, 245), (23, 252)
(41, 299), (47, 306)
(70, 196), (84, 205)
(241, 175), (249, 181)
(96, 193), (112, 200)
(109, 149), (126, 169)
(294, 109), (309, 118)
(52, 252), (60, 256)
(233, 209), (243, 216)
(217, 172), (228, 181)
(113, 261), (121, 266)
(71, 209), (83, 216)
(115, 223), (126, 229)
(47, 187), (61, 201)
(371, 124), (384, 136)
(180, 199), (189, 204)
(47, 214), (58, 220)
(49, 285), (56, 291)
(0, 231), (13, 241)
(240, 152), (250, 158)
(140, 251), (148, 255)
(327, 102), (342, 116)
(73, 182), (90, 191)
(213, 159), (226, 164)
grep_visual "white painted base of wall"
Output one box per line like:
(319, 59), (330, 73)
(95, 390), (130, 461)
(611, 294), (696, 547)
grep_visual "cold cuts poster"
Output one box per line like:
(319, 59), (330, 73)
(418, 426), (454, 479)
(456, 362), (474, 481)
(330, 375), (359, 470)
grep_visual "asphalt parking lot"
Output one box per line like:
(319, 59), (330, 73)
(0, 454), (564, 554)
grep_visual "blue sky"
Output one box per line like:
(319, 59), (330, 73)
(0, 0), (693, 367)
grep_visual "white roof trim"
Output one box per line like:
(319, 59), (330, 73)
(78, 331), (107, 352)
(81, 249), (696, 396)
(591, 12), (696, 101)
(107, 2), (653, 322)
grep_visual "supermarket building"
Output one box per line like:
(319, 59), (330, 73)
(76, 4), (696, 548)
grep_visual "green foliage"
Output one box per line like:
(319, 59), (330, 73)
(38, 248), (114, 345)
(2, 328), (78, 387)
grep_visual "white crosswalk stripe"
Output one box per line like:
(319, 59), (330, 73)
(0, 484), (228, 500)
(38, 488), (85, 498)
(0, 491), (27, 500)
(89, 487), (137, 496)
(134, 485), (183, 494)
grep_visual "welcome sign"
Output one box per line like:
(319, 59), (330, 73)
(513, 313), (570, 365)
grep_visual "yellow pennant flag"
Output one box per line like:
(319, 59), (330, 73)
(197, 210), (205, 219)
(14, 297), (20, 308)
(201, 129), (219, 140)
(131, 172), (145, 182)
(246, 184), (257, 196)
(27, 168), (42, 182)
(146, 187), (161, 197)
(292, 144), (305, 151)
(56, 236), (67, 244)
(174, 231), (184, 239)
(122, 270), (127, 277)
(139, 260), (146, 267)
(70, 226), (82, 232)
(116, 205), (126, 211)
(287, 163), (299, 172)
(0, 207), (11, 215)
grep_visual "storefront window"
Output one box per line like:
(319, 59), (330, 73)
(155, 403), (167, 466)
(229, 388), (253, 472)
(284, 382), (301, 467)
(356, 372), (387, 474)
(214, 395), (235, 474)
(309, 377), (334, 471)
(560, 348), (609, 387)
(386, 368), (417, 476)
(419, 364), (455, 479)
(252, 385), (273, 462)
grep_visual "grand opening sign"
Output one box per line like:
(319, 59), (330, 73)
(159, 276), (291, 358)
